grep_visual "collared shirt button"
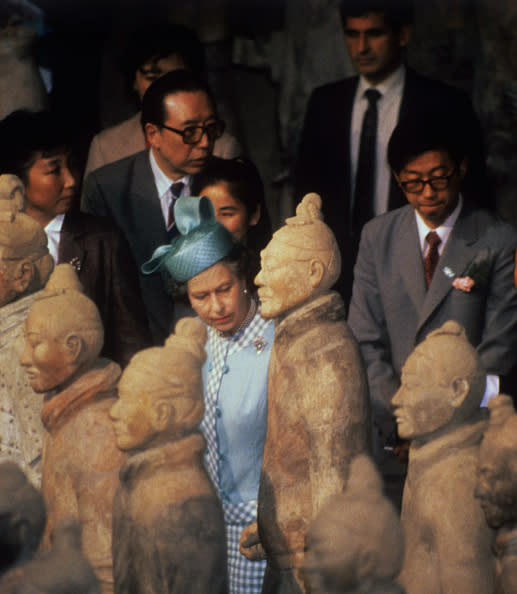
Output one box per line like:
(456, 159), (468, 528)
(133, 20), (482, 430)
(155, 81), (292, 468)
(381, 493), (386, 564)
(222, 364), (229, 373)
(215, 408), (222, 418)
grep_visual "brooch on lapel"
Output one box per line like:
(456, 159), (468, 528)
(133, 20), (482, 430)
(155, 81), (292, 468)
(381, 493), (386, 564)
(443, 248), (491, 293)
(253, 337), (267, 354)
(68, 257), (82, 272)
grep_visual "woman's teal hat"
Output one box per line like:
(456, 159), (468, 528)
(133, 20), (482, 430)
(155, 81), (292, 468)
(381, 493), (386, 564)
(142, 196), (235, 283)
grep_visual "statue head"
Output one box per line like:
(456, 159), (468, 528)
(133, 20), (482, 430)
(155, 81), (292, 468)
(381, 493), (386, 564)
(0, 461), (46, 574)
(255, 193), (341, 319)
(475, 395), (517, 529)
(110, 317), (207, 452)
(0, 177), (53, 307)
(304, 454), (404, 593)
(21, 264), (104, 393)
(391, 321), (486, 442)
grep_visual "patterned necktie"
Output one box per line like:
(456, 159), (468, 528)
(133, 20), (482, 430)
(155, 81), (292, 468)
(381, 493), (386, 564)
(424, 231), (442, 287)
(167, 182), (184, 229)
(352, 88), (382, 235)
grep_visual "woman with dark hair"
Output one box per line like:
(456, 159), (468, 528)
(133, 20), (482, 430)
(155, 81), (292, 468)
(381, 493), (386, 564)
(143, 196), (273, 593)
(0, 109), (152, 366)
(191, 157), (272, 277)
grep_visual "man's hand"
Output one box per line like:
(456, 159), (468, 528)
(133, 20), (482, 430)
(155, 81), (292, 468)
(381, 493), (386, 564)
(239, 522), (266, 561)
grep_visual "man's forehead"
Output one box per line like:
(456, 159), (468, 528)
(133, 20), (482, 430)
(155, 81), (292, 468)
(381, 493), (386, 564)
(345, 12), (390, 30)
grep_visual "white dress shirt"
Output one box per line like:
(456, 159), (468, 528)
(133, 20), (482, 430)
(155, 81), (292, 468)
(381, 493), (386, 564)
(149, 149), (191, 229)
(44, 213), (65, 264)
(351, 65), (405, 217)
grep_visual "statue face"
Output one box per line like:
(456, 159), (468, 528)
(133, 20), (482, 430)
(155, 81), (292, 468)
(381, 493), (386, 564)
(110, 370), (160, 451)
(476, 444), (517, 528)
(0, 260), (20, 307)
(391, 351), (456, 440)
(21, 311), (79, 393)
(255, 240), (313, 319)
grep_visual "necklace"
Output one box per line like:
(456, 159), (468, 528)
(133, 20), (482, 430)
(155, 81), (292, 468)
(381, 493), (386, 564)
(218, 297), (257, 338)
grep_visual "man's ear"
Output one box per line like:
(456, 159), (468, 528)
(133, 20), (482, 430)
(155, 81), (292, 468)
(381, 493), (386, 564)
(155, 400), (173, 433)
(308, 258), (325, 289)
(398, 24), (412, 48)
(458, 157), (468, 181)
(249, 204), (261, 227)
(451, 378), (470, 408)
(144, 122), (160, 148)
(12, 260), (34, 295)
(63, 334), (83, 364)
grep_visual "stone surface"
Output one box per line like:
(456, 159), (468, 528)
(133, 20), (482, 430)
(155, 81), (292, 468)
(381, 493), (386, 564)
(110, 317), (227, 593)
(0, 519), (101, 594)
(304, 453), (405, 594)
(21, 264), (124, 594)
(476, 394), (517, 594)
(0, 461), (46, 576)
(392, 321), (495, 594)
(255, 194), (371, 593)
(0, 193), (53, 485)
(0, 24), (47, 121)
(0, 292), (45, 486)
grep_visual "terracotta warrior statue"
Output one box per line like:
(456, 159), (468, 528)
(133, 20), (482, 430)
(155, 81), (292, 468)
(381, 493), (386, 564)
(476, 394), (517, 594)
(304, 454), (405, 594)
(392, 320), (495, 594)
(254, 193), (371, 593)
(0, 176), (53, 485)
(20, 263), (124, 594)
(110, 317), (228, 594)
(0, 461), (46, 576)
(0, 462), (99, 593)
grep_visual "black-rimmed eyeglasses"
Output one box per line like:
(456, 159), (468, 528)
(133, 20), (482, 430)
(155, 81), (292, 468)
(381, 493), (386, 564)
(398, 169), (457, 194)
(161, 120), (225, 145)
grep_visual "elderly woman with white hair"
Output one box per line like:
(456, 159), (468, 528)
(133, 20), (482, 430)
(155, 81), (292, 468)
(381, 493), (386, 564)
(143, 196), (274, 594)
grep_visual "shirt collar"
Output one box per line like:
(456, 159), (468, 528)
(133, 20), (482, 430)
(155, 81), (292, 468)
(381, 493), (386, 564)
(415, 195), (463, 252)
(149, 148), (191, 198)
(357, 64), (405, 99)
(44, 213), (66, 234)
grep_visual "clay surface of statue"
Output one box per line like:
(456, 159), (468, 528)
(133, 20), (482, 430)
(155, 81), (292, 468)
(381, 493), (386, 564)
(0, 519), (101, 594)
(21, 264), (124, 594)
(109, 316), (227, 593)
(304, 454), (405, 594)
(254, 193), (371, 593)
(0, 180), (53, 485)
(0, 461), (46, 577)
(476, 394), (517, 594)
(392, 321), (495, 594)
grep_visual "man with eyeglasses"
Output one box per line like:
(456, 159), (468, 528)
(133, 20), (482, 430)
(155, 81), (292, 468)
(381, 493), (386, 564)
(294, 0), (487, 308)
(348, 113), (517, 488)
(83, 24), (240, 181)
(83, 70), (228, 344)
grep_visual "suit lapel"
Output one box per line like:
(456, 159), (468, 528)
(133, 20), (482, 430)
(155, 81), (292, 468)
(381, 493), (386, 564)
(395, 208), (427, 314)
(416, 207), (479, 333)
(59, 211), (85, 272)
(127, 152), (169, 257)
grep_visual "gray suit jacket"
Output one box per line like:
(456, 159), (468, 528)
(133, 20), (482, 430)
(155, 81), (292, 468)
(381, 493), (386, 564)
(82, 149), (172, 344)
(348, 204), (517, 430)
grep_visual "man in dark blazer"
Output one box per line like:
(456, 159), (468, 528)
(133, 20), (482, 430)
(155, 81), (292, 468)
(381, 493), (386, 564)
(83, 70), (226, 343)
(0, 109), (152, 368)
(348, 114), (517, 460)
(295, 0), (487, 306)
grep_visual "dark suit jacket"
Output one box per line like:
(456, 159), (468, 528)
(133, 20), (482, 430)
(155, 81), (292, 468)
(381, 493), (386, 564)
(347, 203), (517, 436)
(82, 149), (173, 344)
(59, 209), (153, 366)
(295, 68), (488, 306)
